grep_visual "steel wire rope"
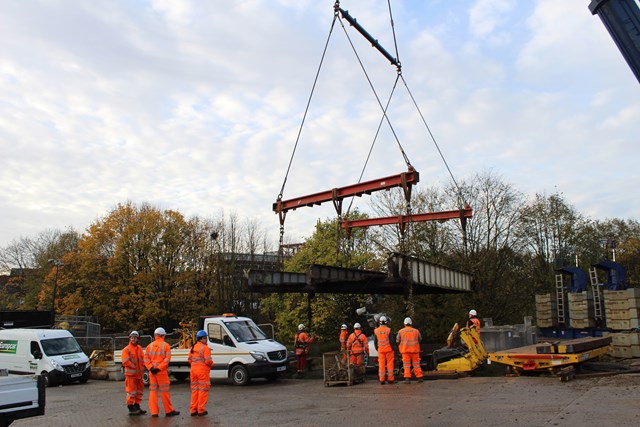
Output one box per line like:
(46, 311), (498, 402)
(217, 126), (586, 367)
(277, 13), (339, 201)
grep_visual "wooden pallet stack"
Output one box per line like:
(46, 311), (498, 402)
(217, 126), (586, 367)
(603, 288), (640, 330)
(535, 293), (558, 327)
(568, 291), (595, 329)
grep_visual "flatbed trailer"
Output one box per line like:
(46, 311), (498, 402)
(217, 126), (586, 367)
(488, 336), (611, 380)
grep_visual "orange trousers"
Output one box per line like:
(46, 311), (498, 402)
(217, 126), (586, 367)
(124, 376), (144, 405)
(148, 371), (175, 415)
(377, 350), (395, 382)
(401, 352), (423, 378)
(189, 368), (211, 414)
(350, 351), (364, 367)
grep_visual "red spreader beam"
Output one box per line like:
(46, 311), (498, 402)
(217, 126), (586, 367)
(342, 206), (473, 234)
(273, 168), (419, 215)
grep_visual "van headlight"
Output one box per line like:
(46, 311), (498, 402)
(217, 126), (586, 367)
(250, 351), (267, 362)
(51, 360), (65, 372)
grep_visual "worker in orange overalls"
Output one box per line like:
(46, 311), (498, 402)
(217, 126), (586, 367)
(346, 323), (369, 368)
(339, 324), (349, 363)
(294, 324), (314, 376)
(188, 330), (213, 417)
(396, 317), (423, 383)
(374, 316), (395, 385)
(121, 330), (147, 416)
(144, 327), (180, 417)
(467, 309), (481, 335)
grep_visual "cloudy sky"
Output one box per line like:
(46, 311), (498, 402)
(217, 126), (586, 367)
(1, 0), (639, 250)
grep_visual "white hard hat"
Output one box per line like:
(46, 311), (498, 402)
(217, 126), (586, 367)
(341, 324), (348, 330)
(354, 323), (361, 329)
(129, 330), (139, 337)
(379, 316), (387, 323)
(403, 317), (412, 325)
(298, 324), (305, 331)
(469, 309), (478, 317)
(154, 327), (166, 336)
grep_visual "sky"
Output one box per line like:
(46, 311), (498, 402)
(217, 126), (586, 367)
(1, 0), (639, 250)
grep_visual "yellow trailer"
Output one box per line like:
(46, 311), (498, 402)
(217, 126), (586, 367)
(488, 336), (611, 380)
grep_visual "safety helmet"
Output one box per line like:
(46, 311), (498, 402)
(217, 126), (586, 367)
(196, 330), (208, 339)
(298, 324), (305, 331)
(354, 323), (361, 329)
(341, 324), (348, 330)
(379, 315), (388, 324)
(469, 309), (478, 317)
(129, 330), (139, 337)
(154, 327), (166, 336)
(404, 317), (412, 325)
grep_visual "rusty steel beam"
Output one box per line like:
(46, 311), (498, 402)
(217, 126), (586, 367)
(273, 168), (419, 214)
(342, 206), (473, 231)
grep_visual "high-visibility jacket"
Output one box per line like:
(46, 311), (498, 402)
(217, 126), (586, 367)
(467, 317), (481, 334)
(188, 341), (213, 369)
(144, 336), (171, 373)
(294, 331), (312, 355)
(346, 331), (368, 354)
(396, 326), (421, 353)
(374, 325), (393, 353)
(339, 329), (349, 350)
(122, 342), (145, 378)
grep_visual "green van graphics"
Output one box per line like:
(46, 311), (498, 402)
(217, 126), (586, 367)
(0, 340), (18, 354)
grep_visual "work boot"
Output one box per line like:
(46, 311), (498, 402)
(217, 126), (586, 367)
(166, 410), (180, 417)
(198, 411), (208, 416)
(379, 380), (386, 385)
(417, 378), (423, 383)
(128, 405), (141, 416)
(403, 379), (411, 384)
(134, 404), (147, 414)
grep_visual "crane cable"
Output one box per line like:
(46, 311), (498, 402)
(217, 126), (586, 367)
(276, 10), (340, 253)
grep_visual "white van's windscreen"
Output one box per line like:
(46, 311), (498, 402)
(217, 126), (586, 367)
(224, 321), (268, 342)
(41, 337), (83, 356)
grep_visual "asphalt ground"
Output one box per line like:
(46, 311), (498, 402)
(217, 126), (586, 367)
(11, 372), (640, 427)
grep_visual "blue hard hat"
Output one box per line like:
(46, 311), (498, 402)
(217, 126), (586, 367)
(196, 330), (208, 339)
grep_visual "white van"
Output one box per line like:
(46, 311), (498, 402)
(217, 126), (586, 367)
(0, 329), (91, 387)
(115, 314), (289, 386)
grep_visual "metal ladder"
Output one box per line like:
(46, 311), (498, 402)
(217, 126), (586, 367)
(555, 274), (566, 325)
(589, 267), (604, 322)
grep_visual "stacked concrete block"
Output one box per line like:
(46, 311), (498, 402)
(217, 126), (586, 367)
(604, 288), (640, 330)
(605, 331), (640, 358)
(567, 291), (596, 329)
(535, 293), (558, 327)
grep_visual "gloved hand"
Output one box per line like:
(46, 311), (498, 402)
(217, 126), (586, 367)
(150, 368), (160, 374)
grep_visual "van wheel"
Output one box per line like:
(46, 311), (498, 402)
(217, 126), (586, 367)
(41, 372), (52, 387)
(230, 365), (250, 386)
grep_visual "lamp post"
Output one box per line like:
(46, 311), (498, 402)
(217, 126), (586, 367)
(47, 259), (64, 327)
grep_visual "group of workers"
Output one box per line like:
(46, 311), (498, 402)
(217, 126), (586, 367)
(120, 327), (213, 417)
(298, 308), (481, 384)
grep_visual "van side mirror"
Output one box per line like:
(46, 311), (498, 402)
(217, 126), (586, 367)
(33, 350), (43, 360)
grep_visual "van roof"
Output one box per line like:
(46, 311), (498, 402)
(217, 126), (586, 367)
(0, 328), (74, 340)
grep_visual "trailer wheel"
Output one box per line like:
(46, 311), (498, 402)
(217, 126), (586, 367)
(142, 370), (150, 386)
(230, 364), (250, 386)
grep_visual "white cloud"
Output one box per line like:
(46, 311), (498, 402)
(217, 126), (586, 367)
(0, 0), (639, 250)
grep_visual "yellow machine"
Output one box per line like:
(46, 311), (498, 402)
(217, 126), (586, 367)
(434, 323), (488, 373)
(177, 320), (197, 349)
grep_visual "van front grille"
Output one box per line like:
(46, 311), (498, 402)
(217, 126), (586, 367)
(267, 350), (287, 362)
(63, 362), (88, 373)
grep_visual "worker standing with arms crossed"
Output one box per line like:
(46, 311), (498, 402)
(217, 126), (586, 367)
(374, 316), (395, 385)
(121, 330), (147, 416)
(294, 324), (314, 376)
(396, 317), (423, 383)
(188, 330), (213, 417)
(144, 327), (180, 417)
(346, 323), (369, 369)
